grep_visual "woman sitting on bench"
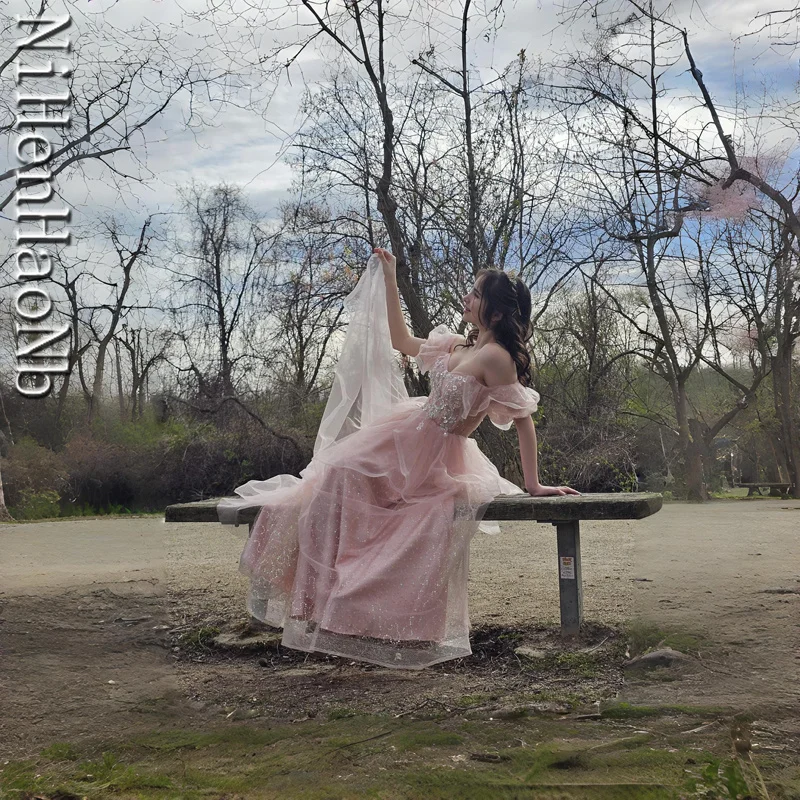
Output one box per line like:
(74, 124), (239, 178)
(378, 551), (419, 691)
(217, 249), (578, 669)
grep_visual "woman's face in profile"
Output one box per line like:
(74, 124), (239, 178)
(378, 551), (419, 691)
(461, 277), (485, 327)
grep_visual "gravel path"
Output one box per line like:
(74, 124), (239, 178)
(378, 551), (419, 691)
(1, 500), (797, 759)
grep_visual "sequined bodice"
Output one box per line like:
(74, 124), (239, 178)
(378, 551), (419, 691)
(417, 354), (484, 435)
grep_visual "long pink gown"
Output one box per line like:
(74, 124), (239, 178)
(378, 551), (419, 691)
(222, 325), (540, 669)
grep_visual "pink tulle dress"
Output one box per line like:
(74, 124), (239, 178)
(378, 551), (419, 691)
(224, 324), (540, 669)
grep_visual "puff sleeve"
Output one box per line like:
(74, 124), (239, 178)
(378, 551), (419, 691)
(486, 383), (540, 430)
(414, 324), (465, 375)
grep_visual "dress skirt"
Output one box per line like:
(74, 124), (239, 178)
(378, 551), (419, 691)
(229, 396), (525, 669)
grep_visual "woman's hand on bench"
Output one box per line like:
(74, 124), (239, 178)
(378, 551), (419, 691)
(525, 482), (581, 497)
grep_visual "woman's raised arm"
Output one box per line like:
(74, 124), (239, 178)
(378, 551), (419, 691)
(374, 247), (425, 356)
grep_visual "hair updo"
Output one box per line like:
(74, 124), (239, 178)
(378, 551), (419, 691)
(454, 267), (533, 387)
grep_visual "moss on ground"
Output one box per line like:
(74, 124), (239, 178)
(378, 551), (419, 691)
(1, 708), (790, 800)
(624, 620), (710, 658)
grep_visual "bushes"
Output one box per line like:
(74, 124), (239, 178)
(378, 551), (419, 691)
(9, 489), (61, 520)
(1, 414), (315, 519)
(61, 434), (137, 512)
(2, 436), (69, 510)
(536, 422), (638, 493)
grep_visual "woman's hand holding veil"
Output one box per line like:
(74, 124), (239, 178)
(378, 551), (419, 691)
(372, 247), (397, 279)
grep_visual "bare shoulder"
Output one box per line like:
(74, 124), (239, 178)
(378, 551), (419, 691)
(478, 342), (517, 387)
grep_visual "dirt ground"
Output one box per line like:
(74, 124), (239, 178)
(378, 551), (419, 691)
(1, 501), (798, 770)
(626, 501), (800, 715)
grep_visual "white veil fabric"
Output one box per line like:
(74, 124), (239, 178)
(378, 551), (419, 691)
(217, 254), (406, 526)
(312, 253), (409, 454)
(217, 253), (499, 533)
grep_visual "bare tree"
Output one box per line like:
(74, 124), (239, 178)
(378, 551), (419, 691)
(117, 322), (174, 421)
(745, 5), (800, 50)
(718, 212), (800, 492)
(263, 201), (359, 405)
(166, 182), (277, 402)
(557, 0), (800, 496)
(0, 0), (240, 216)
(292, 0), (433, 338)
(544, 4), (770, 499)
(410, 0), (494, 276)
(44, 217), (160, 422)
(85, 217), (156, 421)
(531, 263), (643, 490)
(48, 264), (90, 422)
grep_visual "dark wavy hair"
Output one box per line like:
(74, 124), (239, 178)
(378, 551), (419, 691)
(453, 268), (533, 387)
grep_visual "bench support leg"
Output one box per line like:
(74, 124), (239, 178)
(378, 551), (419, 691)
(555, 521), (583, 636)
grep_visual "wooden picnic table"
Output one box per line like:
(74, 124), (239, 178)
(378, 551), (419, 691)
(734, 482), (791, 497)
(165, 492), (663, 637)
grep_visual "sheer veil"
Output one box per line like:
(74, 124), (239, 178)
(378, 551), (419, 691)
(313, 253), (409, 454)
(217, 254), (409, 526)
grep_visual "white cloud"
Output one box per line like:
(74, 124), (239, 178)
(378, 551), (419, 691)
(5, 0), (794, 242)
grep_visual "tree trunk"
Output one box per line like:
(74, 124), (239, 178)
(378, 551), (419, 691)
(773, 349), (800, 497)
(89, 339), (109, 423)
(686, 418), (710, 502)
(0, 463), (14, 522)
(115, 339), (126, 417)
(674, 381), (708, 502)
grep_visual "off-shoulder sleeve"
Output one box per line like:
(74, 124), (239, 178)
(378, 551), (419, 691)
(486, 382), (540, 430)
(414, 324), (465, 375)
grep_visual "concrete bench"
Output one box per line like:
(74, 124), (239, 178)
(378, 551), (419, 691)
(165, 492), (663, 636)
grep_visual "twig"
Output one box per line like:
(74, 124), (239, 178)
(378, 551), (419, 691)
(681, 720), (719, 735)
(394, 698), (432, 717)
(329, 729), (397, 751)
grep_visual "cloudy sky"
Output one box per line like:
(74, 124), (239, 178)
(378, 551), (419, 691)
(2, 0), (797, 269)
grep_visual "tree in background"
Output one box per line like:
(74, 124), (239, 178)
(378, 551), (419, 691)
(532, 262), (641, 491)
(165, 182), (277, 404)
(264, 201), (361, 409)
(0, 0), (239, 215)
(558, 0), (799, 496)
(546, 0), (784, 498)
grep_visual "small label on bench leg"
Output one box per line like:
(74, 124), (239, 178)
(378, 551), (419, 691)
(559, 556), (575, 580)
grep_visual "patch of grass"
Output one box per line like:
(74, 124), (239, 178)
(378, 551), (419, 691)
(73, 751), (174, 792)
(0, 760), (39, 794)
(3, 714), (791, 799)
(455, 693), (497, 708)
(585, 734), (655, 754)
(683, 756), (752, 798)
(132, 725), (287, 752)
(599, 703), (666, 719)
(601, 702), (727, 720)
(553, 651), (603, 678)
(529, 746), (593, 775)
(395, 770), (676, 800)
(41, 742), (81, 761)
(179, 625), (220, 648)
(391, 728), (464, 751)
(326, 706), (359, 720)
(625, 619), (709, 657)
(517, 689), (594, 710)
(1, 751), (173, 798)
(496, 631), (525, 644)
(660, 631), (707, 655)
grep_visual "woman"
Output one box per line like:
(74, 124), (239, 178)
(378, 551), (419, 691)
(217, 248), (578, 669)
